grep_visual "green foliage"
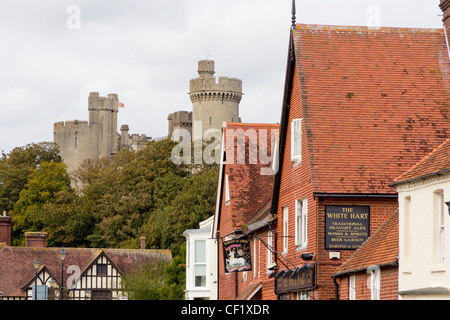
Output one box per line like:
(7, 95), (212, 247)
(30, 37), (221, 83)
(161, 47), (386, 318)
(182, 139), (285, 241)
(3, 138), (218, 299)
(0, 142), (61, 213)
(121, 255), (171, 300)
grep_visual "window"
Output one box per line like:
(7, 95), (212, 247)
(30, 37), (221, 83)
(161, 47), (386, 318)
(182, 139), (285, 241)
(403, 196), (411, 269)
(369, 267), (380, 300)
(272, 140), (279, 174)
(253, 237), (257, 278)
(291, 119), (302, 164)
(283, 206), (289, 253)
(433, 190), (445, 266)
(225, 174), (230, 205)
(297, 291), (310, 300)
(295, 198), (308, 247)
(32, 285), (48, 300)
(194, 240), (206, 287)
(97, 264), (107, 276)
(92, 290), (111, 300)
(349, 275), (356, 300)
(267, 231), (273, 266)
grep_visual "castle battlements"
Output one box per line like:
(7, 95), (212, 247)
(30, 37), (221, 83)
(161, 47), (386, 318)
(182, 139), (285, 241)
(53, 120), (90, 131)
(53, 92), (149, 175)
(168, 59), (243, 139)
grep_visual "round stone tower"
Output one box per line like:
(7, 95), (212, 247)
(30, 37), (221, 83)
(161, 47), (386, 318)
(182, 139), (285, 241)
(189, 60), (243, 140)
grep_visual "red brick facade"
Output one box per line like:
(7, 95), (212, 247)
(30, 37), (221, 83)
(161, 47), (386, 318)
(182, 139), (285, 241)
(215, 123), (278, 300)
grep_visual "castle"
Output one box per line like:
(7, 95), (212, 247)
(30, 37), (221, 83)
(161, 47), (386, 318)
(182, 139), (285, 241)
(53, 92), (151, 174)
(54, 59), (243, 174)
(168, 59), (243, 140)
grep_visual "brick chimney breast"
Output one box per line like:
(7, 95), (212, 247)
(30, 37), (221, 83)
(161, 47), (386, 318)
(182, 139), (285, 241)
(0, 213), (12, 246)
(25, 232), (48, 248)
(440, 0), (450, 37)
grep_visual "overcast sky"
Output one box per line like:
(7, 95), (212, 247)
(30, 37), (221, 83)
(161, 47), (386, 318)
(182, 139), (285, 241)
(0, 0), (444, 154)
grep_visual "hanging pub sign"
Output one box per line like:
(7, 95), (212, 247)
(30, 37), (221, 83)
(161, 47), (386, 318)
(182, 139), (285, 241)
(275, 264), (316, 294)
(222, 239), (252, 273)
(325, 205), (370, 250)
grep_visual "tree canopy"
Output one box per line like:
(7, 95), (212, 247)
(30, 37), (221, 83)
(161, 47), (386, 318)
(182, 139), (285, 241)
(1, 139), (219, 298)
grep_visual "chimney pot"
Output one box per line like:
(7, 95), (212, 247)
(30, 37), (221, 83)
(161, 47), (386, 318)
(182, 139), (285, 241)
(140, 236), (146, 250)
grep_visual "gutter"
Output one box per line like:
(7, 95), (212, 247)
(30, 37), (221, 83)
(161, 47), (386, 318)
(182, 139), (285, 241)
(389, 168), (450, 187)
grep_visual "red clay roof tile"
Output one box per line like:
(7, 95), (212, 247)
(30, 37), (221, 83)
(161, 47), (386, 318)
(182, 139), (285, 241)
(333, 211), (398, 276)
(292, 24), (450, 194)
(393, 138), (450, 184)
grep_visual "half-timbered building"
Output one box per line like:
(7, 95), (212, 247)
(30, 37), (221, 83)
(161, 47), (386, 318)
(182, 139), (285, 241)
(0, 227), (171, 300)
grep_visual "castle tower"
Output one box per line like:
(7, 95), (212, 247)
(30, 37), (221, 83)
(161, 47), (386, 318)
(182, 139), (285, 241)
(54, 92), (123, 175)
(189, 60), (243, 140)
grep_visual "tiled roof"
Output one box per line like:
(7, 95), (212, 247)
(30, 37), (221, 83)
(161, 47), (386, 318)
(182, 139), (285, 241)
(221, 123), (278, 230)
(332, 211), (398, 276)
(0, 244), (171, 297)
(292, 24), (450, 194)
(393, 138), (450, 184)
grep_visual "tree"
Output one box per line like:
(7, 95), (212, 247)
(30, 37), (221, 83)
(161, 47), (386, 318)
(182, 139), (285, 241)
(10, 161), (72, 245)
(121, 255), (171, 300)
(0, 142), (61, 213)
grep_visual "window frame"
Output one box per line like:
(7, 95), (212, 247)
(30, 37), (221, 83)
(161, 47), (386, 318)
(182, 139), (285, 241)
(295, 198), (308, 248)
(291, 118), (302, 165)
(194, 240), (207, 288)
(283, 206), (289, 253)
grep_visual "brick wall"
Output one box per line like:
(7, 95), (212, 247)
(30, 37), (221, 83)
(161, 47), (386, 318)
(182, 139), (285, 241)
(336, 266), (398, 300)
(0, 216), (12, 246)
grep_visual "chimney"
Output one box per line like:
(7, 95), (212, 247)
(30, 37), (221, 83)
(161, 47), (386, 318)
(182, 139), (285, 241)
(440, 1), (450, 40)
(25, 232), (48, 248)
(0, 211), (12, 246)
(140, 236), (146, 250)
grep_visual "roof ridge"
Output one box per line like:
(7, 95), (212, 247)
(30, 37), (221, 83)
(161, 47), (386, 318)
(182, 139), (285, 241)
(294, 23), (444, 33)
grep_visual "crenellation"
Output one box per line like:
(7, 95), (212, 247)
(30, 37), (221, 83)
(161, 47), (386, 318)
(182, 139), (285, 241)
(54, 92), (151, 176)
(170, 59), (243, 139)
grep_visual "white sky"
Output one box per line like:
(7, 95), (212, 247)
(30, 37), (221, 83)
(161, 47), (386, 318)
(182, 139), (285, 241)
(0, 0), (443, 154)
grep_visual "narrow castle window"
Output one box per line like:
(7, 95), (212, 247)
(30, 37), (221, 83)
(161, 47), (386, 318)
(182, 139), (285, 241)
(75, 137), (78, 150)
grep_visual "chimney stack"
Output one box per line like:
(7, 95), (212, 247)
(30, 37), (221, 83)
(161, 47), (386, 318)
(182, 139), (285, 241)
(140, 236), (146, 250)
(440, 1), (450, 39)
(0, 211), (12, 246)
(25, 232), (48, 248)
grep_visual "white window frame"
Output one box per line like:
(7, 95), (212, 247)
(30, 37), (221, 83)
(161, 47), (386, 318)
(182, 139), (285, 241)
(225, 174), (230, 205)
(283, 206), (289, 253)
(291, 119), (302, 164)
(295, 198), (308, 248)
(403, 196), (411, 270)
(438, 191), (445, 265)
(433, 190), (445, 266)
(349, 274), (356, 300)
(194, 240), (207, 288)
(267, 231), (273, 266)
(369, 268), (380, 300)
